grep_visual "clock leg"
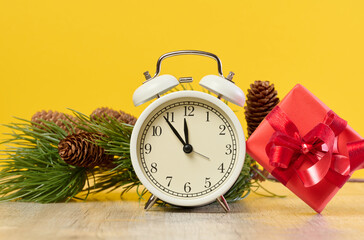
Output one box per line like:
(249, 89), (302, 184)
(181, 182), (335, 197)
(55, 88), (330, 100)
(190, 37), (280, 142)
(144, 194), (159, 210)
(216, 195), (230, 212)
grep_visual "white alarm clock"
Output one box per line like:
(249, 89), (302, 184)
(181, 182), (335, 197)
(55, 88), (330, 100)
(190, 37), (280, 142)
(130, 50), (246, 212)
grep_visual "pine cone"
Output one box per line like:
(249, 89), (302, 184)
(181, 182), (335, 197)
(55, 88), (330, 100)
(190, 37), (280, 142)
(58, 132), (113, 168)
(32, 110), (81, 134)
(91, 107), (137, 125)
(244, 81), (279, 136)
(245, 81), (279, 182)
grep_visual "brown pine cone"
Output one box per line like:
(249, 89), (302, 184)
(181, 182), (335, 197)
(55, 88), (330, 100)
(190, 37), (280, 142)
(58, 132), (113, 168)
(91, 107), (137, 125)
(31, 110), (81, 134)
(244, 81), (279, 136)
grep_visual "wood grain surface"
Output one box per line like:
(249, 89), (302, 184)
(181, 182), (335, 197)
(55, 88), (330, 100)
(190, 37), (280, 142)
(0, 181), (363, 240)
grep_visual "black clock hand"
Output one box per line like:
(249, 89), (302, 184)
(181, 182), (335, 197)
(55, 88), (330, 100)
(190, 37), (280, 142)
(163, 116), (186, 146)
(183, 118), (208, 158)
(184, 118), (189, 145)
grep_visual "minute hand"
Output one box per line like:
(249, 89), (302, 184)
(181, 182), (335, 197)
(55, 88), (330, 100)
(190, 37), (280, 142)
(163, 116), (186, 145)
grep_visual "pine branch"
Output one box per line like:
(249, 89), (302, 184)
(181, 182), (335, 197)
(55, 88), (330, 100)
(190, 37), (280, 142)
(0, 119), (88, 203)
(224, 154), (253, 202)
(0, 107), (280, 204)
(69, 110), (145, 197)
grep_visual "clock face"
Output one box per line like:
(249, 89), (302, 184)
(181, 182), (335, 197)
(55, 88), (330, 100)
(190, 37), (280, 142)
(131, 91), (245, 207)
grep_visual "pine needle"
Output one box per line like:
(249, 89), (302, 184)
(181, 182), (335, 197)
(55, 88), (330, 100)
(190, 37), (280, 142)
(69, 109), (142, 198)
(0, 119), (87, 203)
(0, 107), (280, 204)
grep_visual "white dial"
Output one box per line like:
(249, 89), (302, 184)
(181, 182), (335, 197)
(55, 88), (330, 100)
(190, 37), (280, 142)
(130, 91), (245, 207)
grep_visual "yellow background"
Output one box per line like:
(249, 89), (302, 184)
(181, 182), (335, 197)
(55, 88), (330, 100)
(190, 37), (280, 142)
(0, 1), (363, 177)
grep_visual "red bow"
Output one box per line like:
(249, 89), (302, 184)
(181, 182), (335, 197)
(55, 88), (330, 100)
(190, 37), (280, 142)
(265, 106), (364, 188)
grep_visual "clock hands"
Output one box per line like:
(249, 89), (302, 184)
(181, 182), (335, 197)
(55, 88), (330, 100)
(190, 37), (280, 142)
(163, 116), (210, 160)
(192, 150), (210, 160)
(163, 116), (193, 153)
(184, 118), (210, 160)
(163, 116), (186, 146)
(182, 118), (193, 153)
(184, 118), (189, 145)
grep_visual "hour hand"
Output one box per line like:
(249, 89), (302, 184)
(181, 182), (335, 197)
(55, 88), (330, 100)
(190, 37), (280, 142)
(184, 118), (189, 145)
(163, 116), (186, 145)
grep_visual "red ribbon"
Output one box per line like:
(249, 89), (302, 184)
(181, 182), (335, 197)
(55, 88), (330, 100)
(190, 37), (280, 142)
(265, 106), (364, 188)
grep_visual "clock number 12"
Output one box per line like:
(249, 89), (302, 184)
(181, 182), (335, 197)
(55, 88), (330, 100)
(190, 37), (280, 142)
(184, 106), (194, 116)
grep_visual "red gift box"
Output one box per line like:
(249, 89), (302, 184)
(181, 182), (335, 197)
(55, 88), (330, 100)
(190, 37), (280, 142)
(247, 84), (364, 213)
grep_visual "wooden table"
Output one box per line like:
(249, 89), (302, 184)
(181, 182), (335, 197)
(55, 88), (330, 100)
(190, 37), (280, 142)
(0, 181), (363, 240)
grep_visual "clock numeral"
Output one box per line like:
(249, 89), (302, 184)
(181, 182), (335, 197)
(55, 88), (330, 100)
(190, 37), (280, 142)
(206, 111), (210, 122)
(218, 163), (225, 173)
(166, 112), (175, 122)
(144, 143), (152, 154)
(184, 106), (194, 116)
(150, 162), (158, 173)
(166, 176), (173, 187)
(152, 126), (162, 136)
(184, 182), (191, 193)
(219, 125), (226, 135)
(204, 177), (211, 188)
(225, 144), (232, 155)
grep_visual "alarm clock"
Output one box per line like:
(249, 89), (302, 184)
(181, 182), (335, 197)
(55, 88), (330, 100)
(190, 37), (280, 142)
(130, 50), (246, 212)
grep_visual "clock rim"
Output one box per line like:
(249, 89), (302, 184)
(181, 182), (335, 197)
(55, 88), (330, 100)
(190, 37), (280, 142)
(130, 90), (246, 207)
